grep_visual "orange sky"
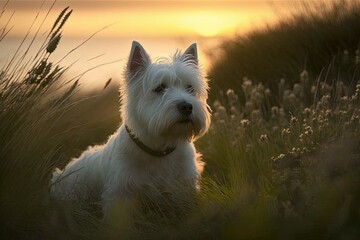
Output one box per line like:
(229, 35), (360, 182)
(0, 0), (309, 90)
(2, 0), (293, 38)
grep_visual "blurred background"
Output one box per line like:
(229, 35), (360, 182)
(2, 0), (293, 91)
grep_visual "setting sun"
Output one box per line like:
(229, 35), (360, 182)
(182, 11), (236, 37)
(5, 1), (281, 38)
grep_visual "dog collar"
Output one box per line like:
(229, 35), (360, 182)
(125, 125), (176, 158)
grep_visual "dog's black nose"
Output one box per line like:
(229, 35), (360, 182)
(177, 101), (193, 116)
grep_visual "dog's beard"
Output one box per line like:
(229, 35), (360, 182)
(148, 105), (209, 140)
(166, 121), (195, 139)
(148, 115), (195, 139)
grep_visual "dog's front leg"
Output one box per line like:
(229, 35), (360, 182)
(101, 188), (136, 221)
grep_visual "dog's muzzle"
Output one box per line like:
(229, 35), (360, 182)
(177, 101), (193, 116)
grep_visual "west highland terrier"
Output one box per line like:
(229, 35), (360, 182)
(50, 41), (211, 215)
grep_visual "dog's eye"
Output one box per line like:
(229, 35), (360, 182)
(154, 84), (166, 94)
(186, 85), (194, 94)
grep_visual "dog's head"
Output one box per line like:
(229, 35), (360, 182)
(121, 41), (211, 141)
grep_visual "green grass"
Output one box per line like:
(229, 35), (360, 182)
(1, 2), (360, 239)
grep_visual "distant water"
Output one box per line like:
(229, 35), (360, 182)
(1, 0), (292, 91)
(1, 36), (225, 91)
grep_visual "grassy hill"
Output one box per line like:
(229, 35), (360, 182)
(209, 1), (360, 102)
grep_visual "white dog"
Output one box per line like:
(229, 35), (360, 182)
(50, 41), (211, 215)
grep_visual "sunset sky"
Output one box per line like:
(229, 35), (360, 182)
(3, 0), (296, 38)
(0, 0), (318, 90)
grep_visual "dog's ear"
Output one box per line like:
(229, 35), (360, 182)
(128, 41), (150, 75)
(181, 43), (198, 65)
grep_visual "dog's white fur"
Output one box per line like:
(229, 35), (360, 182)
(50, 41), (211, 214)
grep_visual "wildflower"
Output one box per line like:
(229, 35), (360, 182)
(290, 147), (301, 154)
(251, 109), (262, 123)
(299, 133), (304, 141)
(287, 93), (297, 104)
(300, 70), (309, 84)
(226, 89), (238, 100)
(213, 104), (227, 123)
(338, 110), (347, 116)
(283, 89), (291, 101)
(230, 106), (238, 115)
(242, 77), (253, 98)
(303, 125), (313, 135)
(265, 88), (271, 97)
(251, 89), (264, 107)
(271, 153), (285, 162)
(217, 106), (226, 116)
(278, 78), (286, 96)
(354, 84), (360, 99)
(303, 107), (312, 116)
(226, 89), (239, 106)
(320, 84), (332, 94)
(325, 109), (332, 118)
(304, 130), (312, 135)
(293, 83), (302, 96)
(318, 95), (330, 107)
(271, 106), (279, 116)
(259, 134), (268, 142)
(214, 106), (227, 124)
(281, 128), (291, 136)
(311, 85), (317, 94)
(244, 101), (254, 114)
(241, 77), (252, 90)
(290, 116), (298, 124)
(256, 83), (265, 93)
(302, 147), (309, 153)
(226, 89), (235, 96)
(279, 108), (286, 118)
(213, 100), (221, 109)
(240, 119), (250, 127)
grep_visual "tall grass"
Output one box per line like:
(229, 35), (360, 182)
(0, 6), (118, 239)
(0, 4), (78, 237)
(1, 1), (360, 239)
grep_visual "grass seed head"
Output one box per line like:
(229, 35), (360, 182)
(47, 34), (62, 54)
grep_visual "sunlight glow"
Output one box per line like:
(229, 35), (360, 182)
(5, 1), (281, 38)
(182, 11), (237, 37)
(1, 1), (285, 90)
